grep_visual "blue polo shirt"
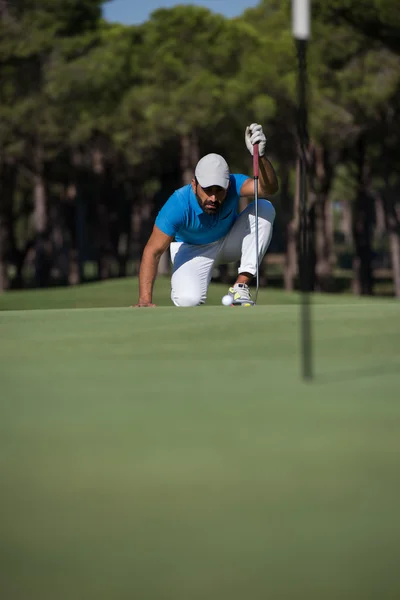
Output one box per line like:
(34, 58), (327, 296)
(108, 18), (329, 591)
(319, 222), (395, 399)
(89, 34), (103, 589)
(155, 173), (249, 245)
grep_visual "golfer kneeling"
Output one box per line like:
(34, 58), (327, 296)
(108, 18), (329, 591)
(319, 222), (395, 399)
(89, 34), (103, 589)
(135, 123), (278, 307)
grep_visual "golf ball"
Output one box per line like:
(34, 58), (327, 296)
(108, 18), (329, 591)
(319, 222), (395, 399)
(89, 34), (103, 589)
(221, 295), (232, 306)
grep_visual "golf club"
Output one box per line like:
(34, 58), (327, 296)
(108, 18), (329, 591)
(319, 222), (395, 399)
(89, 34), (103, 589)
(253, 141), (259, 304)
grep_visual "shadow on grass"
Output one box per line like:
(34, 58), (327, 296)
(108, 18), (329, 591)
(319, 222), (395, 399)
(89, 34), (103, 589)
(315, 362), (400, 385)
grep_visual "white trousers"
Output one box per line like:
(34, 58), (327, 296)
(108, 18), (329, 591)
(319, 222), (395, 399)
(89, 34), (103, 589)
(169, 199), (275, 306)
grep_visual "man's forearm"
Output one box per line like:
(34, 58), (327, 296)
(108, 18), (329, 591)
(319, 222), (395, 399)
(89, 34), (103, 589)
(259, 155), (279, 195)
(138, 248), (161, 303)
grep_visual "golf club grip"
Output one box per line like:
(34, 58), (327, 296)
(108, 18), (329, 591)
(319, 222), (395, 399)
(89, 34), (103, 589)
(253, 143), (259, 178)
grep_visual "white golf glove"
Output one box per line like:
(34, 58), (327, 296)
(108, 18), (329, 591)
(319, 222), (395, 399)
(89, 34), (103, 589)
(245, 123), (267, 157)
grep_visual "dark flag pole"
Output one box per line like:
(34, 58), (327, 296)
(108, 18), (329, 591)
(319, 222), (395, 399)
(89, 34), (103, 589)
(292, 0), (312, 380)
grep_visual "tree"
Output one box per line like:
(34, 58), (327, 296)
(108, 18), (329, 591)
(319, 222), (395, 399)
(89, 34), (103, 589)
(317, 0), (400, 55)
(1, 0), (399, 299)
(0, 0), (104, 288)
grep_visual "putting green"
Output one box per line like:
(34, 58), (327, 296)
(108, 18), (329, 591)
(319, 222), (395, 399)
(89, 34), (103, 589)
(1, 280), (400, 599)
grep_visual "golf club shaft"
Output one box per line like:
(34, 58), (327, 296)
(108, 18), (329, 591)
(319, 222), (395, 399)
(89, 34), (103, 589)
(253, 143), (259, 304)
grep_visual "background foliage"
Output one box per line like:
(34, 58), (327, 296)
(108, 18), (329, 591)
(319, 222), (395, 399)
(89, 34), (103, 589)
(0, 0), (399, 297)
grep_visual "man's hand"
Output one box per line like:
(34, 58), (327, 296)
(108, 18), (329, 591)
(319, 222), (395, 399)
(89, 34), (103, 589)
(132, 302), (156, 308)
(245, 123), (267, 157)
(135, 225), (173, 308)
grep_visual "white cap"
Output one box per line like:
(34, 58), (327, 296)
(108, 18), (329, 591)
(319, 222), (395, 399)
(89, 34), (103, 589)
(195, 153), (230, 190)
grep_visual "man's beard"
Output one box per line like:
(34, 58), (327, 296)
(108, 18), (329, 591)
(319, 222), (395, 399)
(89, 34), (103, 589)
(197, 195), (221, 214)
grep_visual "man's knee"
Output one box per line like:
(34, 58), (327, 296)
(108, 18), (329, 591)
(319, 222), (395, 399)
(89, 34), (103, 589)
(171, 290), (202, 307)
(257, 199), (276, 224)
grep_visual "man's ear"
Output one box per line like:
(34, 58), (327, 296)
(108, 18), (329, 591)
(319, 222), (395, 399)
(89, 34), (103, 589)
(191, 178), (197, 193)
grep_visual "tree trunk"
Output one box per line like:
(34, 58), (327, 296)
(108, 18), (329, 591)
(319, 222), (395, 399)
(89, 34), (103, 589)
(92, 147), (112, 280)
(383, 190), (400, 298)
(69, 151), (87, 285)
(374, 194), (386, 241)
(33, 145), (51, 288)
(310, 197), (334, 292)
(0, 158), (16, 292)
(352, 136), (374, 295)
(389, 229), (400, 297)
(131, 202), (142, 276)
(0, 0), (14, 23)
(115, 181), (131, 279)
(325, 198), (335, 274)
(341, 200), (353, 245)
(285, 221), (298, 291)
(0, 215), (8, 292)
(33, 173), (47, 234)
(284, 159), (299, 291)
(308, 143), (334, 292)
(180, 132), (199, 185)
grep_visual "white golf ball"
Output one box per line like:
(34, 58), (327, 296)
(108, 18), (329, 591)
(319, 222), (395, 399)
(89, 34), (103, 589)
(221, 295), (232, 306)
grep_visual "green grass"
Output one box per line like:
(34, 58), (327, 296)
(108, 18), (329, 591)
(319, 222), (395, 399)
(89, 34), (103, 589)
(1, 279), (400, 599)
(0, 275), (395, 311)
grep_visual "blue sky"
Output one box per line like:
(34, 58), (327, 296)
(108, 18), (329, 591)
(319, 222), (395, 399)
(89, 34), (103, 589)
(102, 0), (261, 25)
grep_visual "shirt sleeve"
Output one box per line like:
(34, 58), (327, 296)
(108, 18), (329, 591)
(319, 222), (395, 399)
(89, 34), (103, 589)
(232, 173), (251, 197)
(155, 192), (184, 237)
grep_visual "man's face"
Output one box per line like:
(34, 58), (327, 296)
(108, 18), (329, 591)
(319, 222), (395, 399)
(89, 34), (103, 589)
(192, 179), (228, 215)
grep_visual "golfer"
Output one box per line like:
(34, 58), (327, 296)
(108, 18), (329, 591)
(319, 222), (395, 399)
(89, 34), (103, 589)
(135, 123), (278, 307)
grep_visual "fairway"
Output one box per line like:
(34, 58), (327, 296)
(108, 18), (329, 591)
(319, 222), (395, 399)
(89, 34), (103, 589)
(1, 280), (400, 599)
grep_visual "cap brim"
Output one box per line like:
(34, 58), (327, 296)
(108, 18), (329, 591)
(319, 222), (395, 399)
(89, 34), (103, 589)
(197, 176), (230, 190)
